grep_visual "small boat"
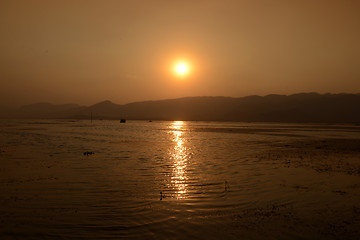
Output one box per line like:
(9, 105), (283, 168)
(120, 119), (126, 123)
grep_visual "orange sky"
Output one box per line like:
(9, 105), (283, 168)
(1, 0), (359, 106)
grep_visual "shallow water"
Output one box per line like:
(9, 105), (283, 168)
(0, 120), (360, 239)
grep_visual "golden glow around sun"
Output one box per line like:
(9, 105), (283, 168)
(173, 61), (190, 77)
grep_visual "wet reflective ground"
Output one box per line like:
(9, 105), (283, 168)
(0, 120), (360, 239)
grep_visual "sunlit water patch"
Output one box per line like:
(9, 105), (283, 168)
(0, 120), (360, 239)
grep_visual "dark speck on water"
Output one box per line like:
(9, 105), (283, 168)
(83, 151), (95, 156)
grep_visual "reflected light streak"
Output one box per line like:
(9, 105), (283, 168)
(169, 121), (188, 199)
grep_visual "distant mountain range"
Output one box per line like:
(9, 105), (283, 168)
(1, 93), (360, 123)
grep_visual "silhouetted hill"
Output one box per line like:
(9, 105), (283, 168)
(1, 93), (359, 122)
(118, 93), (360, 122)
(0, 105), (14, 118)
(89, 100), (123, 118)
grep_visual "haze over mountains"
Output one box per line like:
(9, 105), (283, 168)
(1, 93), (359, 123)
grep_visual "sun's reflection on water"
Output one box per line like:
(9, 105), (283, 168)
(169, 121), (188, 199)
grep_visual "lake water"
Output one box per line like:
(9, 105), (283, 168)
(0, 120), (360, 239)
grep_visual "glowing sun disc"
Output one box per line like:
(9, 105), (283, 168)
(174, 62), (190, 77)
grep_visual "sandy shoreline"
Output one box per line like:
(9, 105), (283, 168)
(240, 137), (360, 239)
(257, 138), (360, 175)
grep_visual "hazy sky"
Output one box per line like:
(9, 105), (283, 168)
(1, 0), (359, 106)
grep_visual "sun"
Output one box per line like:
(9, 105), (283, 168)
(173, 61), (190, 77)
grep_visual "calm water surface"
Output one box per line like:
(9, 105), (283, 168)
(0, 120), (359, 239)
